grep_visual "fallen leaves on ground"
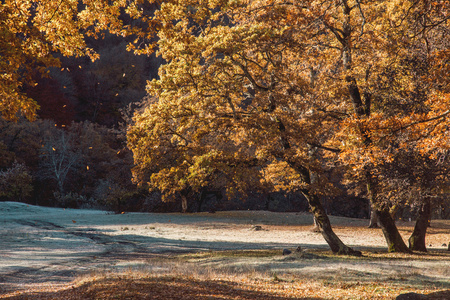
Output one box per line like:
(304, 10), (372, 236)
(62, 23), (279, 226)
(2, 274), (448, 300)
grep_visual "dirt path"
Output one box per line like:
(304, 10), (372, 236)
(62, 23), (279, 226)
(0, 202), (449, 295)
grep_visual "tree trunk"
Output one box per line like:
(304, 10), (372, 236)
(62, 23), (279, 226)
(389, 204), (400, 220)
(296, 165), (361, 256)
(312, 215), (321, 232)
(408, 198), (431, 252)
(376, 208), (411, 253)
(368, 203), (379, 228)
(181, 195), (188, 213)
(367, 178), (411, 253)
(301, 189), (361, 256)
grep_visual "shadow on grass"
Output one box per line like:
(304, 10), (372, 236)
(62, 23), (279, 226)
(2, 276), (322, 300)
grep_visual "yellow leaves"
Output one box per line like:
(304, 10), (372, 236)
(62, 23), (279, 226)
(2, 0), (158, 119)
(128, 0), (450, 202)
(262, 161), (303, 192)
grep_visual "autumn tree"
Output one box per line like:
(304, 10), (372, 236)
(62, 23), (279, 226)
(127, 0), (362, 255)
(0, 117), (43, 170)
(326, 0), (450, 252)
(68, 121), (135, 207)
(0, 0), (152, 121)
(127, 0), (450, 254)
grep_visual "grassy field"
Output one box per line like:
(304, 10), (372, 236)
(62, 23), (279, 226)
(1, 204), (448, 299)
(2, 249), (449, 299)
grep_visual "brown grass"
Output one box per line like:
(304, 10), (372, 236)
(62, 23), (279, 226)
(1, 273), (448, 300)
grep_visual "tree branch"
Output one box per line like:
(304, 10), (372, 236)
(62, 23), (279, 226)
(394, 110), (450, 133)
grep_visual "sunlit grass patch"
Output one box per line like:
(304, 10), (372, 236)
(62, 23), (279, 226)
(179, 249), (281, 260)
(2, 255), (449, 300)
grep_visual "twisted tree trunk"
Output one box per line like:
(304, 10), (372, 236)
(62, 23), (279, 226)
(296, 165), (361, 256)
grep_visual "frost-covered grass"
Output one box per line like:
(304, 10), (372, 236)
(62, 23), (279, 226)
(0, 202), (449, 299)
(2, 249), (449, 299)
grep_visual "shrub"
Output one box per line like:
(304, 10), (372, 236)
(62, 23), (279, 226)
(53, 191), (97, 209)
(0, 162), (33, 202)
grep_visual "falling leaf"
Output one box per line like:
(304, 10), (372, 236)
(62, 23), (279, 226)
(52, 147), (56, 151)
(86, 165), (89, 170)
(72, 220), (76, 223)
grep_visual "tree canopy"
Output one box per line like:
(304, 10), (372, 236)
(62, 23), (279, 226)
(127, 0), (450, 253)
(0, 0), (156, 120)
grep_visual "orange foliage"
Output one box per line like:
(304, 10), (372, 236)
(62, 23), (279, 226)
(127, 1), (449, 203)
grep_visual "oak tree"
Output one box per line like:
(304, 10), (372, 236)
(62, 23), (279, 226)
(328, 0), (449, 252)
(127, 0), (361, 255)
(129, 0), (449, 253)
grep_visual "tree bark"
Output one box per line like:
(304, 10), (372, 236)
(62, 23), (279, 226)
(312, 216), (321, 232)
(301, 188), (361, 256)
(368, 202), (379, 228)
(297, 165), (361, 256)
(408, 198), (431, 252)
(367, 178), (411, 253)
(376, 208), (411, 253)
(181, 195), (188, 213)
